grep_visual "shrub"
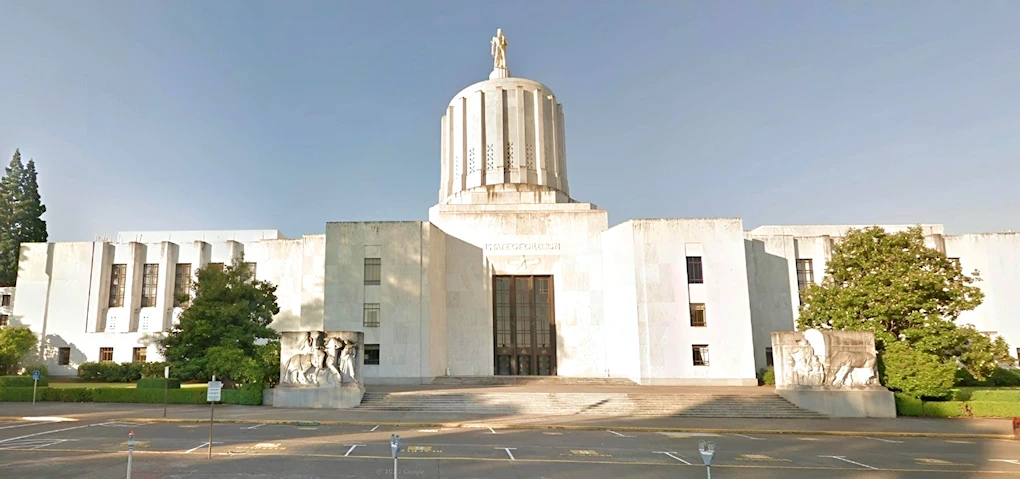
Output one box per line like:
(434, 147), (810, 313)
(967, 401), (1020, 418)
(77, 362), (144, 382)
(222, 383), (263, 405)
(0, 375), (48, 387)
(952, 388), (1020, 402)
(137, 378), (180, 389)
(0, 383), (264, 405)
(879, 341), (956, 399)
(760, 367), (775, 386)
(20, 364), (49, 378)
(955, 367), (1020, 387)
(141, 362), (168, 379)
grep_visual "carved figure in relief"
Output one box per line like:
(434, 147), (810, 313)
(491, 28), (508, 70)
(338, 339), (360, 386)
(323, 336), (344, 386)
(283, 331), (323, 386)
(825, 350), (878, 387)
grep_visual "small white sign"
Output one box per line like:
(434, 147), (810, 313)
(164, 366), (170, 379)
(207, 381), (222, 402)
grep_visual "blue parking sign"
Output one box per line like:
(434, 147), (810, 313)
(32, 370), (40, 381)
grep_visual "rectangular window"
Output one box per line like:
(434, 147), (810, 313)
(109, 264), (127, 307)
(132, 347), (147, 363)
(796, 259), (814, 292)
(207, 263), (224, 273)
(174, 264), (192, 307)
(1, 294), (10, 306)
(58, 347), (71, 365)
(99, 347), (114, 362)
(365, 344), (380, 365)
(364, 258), (381, 285)
(766, 347), (774, 367)
(686, 257), (703, 284)
(1016, 348), (1020, 361)
(689, 303), (706, 327)
(363, 303), (380, 327)
(948, 257), (961, 268)
(0, 314), (8, 327)
(692, 344), (710, 366)
(245, 262), (257, 278)
(141, 264), (159, 307)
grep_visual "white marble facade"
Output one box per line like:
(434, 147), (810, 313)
(7, 31), (1020, 386)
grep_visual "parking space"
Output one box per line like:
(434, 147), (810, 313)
(0, 419), (1018, 477)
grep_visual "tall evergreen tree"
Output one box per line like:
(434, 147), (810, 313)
(0, 150), (47, 286)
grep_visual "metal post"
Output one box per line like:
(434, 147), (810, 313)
(706, 465), (711, 479)
(208, 400), (214, 459)
(393, 457), (397, 479)
(163, 377), (168, 418)
(127, 430), (135, 479)
(32, 379), (37, 404)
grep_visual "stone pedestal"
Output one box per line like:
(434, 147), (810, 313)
(777, 387), (896, 418)
(272, 385), (365, 409)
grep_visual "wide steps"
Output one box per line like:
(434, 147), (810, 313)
(356, 392), (822, 418)
(430, 376), (638, 386)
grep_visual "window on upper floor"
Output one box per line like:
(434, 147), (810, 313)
(99, 347), (114, 362)
(364, 303), (380, 327)
(364, 258), (381, 285)
(174, 264), (192, 307)
(58, 347), (70, 365)
(686, 257), (703, 284)
(365, 344), (380, 365)
(0, 314), (8, 327)
(689, 303), (706, 327)
(1, 294), (10, 306)
(245, 262), (257, 278)
(132, 347), (147, 363)
(207, 263), (224, 273)
(109, 264), (127, 307)
(692, 344), (710, 366)
(948, 257), (961, 269)
(766, 347), (774, 367)
(796, 259), (814, 292)
(141, 264), (159, 307)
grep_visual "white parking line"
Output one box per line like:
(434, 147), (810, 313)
(820, 455), (877, 470)
(488, 427), (497, 434)
(364, 425), (380, 432)
(344, 444), (364, 457)
(607, 430), (634, 438)
(863, 437), (903, 444)
(244, 424), (265, 430)
(731, 434), (765, 440)
(0, 423), (93, 444)
(991, 459), (1020, 466)
(654, 451), (691, 465)
(418, 429), (439, 432)
(498, 447), (516, 460)
(184, 442), (223, 453)
(0, 423), (48, 431)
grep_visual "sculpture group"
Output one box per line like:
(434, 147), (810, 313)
(774, 329), (880, 389)
(282, 331), (360, 387)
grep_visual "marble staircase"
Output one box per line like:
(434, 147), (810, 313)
(356, 390), (824, 418)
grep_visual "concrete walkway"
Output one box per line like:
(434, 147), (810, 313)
(1, 402), (1015, 439)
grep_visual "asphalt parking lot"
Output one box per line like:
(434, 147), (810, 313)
(0, 418), (1018, 478)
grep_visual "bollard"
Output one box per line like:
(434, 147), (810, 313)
(127, 430), (135, 479)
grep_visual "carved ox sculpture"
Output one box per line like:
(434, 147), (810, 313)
(283, 349), (321, 385)
(825, 350), (878, 387)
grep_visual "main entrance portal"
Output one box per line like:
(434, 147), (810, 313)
(492, 275), (556, 376)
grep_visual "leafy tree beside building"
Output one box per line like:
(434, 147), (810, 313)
(797, 226), (1014, 398)
(0, 149), (48, 286)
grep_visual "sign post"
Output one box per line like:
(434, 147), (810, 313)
(698, 440), (716, 479)
(207, 376), (222, 459)
(390, 434), (402, 479)
(163, 366), (170, 418)
(126, 430), (135, 479)
(31, 370), (40, 404)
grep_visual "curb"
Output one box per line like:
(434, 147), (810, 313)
(107, 417), (1016, 440)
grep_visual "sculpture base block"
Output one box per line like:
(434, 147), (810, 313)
(271, 386), (365, 409)
(777, 387), (896, 418)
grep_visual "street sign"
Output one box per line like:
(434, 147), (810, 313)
(164, 366), (169, 379)
(207, 380), (222, 402)
(32, 370), (40, 381)
(699, 440), (716, 466)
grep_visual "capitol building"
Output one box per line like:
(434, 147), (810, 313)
(7, 31), (1020, 385)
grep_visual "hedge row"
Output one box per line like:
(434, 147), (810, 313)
(951, 388), (1020, 402)
(955, 368), (1020, 388)
(136, 378), (181, 389)
(894, 393), (1020, 418)
(0, 376), (49, 387)
(77, 362), (144, 382)
(0, 385), (262, 405)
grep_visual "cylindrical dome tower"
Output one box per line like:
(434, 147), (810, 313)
(438, 30), (571, 205)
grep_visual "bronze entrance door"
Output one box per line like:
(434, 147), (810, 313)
(493, 275), (556, 376)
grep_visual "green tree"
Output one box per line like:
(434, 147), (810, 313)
(798, 226), (1014, 397)
(157, 259), (280, 387)
(0, 149), (48, 286)
(0, 325), (38, 375)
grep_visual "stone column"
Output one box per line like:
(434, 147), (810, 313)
(155, 242), (177, 332)
(123, 242), (145, 332)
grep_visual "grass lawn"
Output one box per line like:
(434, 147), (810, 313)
(48, 382), (206, 389)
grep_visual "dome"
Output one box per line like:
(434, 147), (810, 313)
(438, 30), (571, 205)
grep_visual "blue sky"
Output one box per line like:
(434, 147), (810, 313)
(2, 1), (1018, 241)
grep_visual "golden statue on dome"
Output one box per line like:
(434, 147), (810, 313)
(491, 28), (508, 71)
